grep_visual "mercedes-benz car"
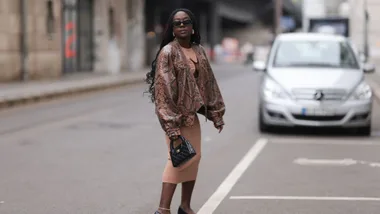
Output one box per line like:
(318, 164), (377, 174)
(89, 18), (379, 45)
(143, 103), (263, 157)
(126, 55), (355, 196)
(253, 33), (375, 136)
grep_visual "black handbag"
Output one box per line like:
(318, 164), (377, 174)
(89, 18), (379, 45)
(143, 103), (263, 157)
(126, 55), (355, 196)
(170, 135), (197, 168)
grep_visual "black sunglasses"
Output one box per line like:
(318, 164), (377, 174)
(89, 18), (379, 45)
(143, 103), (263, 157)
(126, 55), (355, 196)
(173, 20), (193, 27)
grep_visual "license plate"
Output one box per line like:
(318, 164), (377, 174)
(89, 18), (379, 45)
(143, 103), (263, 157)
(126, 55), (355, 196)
(301, 107), (335, 116)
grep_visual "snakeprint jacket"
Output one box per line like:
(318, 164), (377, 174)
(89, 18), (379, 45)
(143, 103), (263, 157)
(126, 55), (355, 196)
(154, 40), (226, 139)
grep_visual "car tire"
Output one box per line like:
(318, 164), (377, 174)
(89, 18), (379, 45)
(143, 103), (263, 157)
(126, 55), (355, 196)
(356, 125), (371, 136)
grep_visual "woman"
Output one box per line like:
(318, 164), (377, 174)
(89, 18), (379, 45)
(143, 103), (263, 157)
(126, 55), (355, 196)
(145, 8), (226, 214)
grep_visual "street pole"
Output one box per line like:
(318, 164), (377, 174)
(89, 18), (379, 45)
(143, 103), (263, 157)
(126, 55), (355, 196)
(363, 0), (369, 62)
(274, 0), (283, 37)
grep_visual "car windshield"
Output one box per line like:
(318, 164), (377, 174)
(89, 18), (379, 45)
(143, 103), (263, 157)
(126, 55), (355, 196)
(273, 40), (359, 69)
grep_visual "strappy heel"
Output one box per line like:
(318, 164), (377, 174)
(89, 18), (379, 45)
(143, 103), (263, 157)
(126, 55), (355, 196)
(178, 207), (187, 214)
(155, 207), (171, 214)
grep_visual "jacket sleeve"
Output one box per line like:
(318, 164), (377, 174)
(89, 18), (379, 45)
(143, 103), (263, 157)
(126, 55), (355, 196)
(200, 46), (226, 127)
(154, 46), (182, 138)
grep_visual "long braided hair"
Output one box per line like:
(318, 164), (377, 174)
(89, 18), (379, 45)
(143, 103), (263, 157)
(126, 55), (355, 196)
(145, 8), (201, 103)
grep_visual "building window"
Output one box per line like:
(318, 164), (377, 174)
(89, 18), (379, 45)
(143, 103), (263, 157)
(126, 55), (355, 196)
(46, 0), (55, 39)
(109, 7), (115, 38)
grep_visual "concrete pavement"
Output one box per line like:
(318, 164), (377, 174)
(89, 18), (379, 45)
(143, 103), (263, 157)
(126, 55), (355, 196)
(0, 65), (379, 214)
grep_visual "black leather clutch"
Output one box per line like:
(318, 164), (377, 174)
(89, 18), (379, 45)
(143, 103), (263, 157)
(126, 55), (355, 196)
(169, 135), (196, 168)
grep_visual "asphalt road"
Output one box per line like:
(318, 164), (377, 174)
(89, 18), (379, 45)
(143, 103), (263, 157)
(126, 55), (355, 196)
(0, 64), (379, 214)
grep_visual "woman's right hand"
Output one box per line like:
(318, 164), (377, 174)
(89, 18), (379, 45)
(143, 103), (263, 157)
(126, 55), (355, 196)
(169, 135), (179, 141)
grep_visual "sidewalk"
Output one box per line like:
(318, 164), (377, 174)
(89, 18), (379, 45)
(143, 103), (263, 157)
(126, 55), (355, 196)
(0, 70), (148, 109)
(0, 62), (235, 109)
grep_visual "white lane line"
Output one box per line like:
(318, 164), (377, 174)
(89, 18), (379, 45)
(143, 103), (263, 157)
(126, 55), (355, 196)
(294, 158), (380, 168)
(230, 196), (380, 201)
(269, 139), (380, 146)
(293, 158), (357, 166)
(197, 138), (268, 214)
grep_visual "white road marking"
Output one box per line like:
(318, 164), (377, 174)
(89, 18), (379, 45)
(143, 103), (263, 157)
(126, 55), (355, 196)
(370, 162), (380, 167)
(293, 158), (357, 166)
(270, 139), (380, 146)
(294, 158), (380, 168)
(230, 196), (380, 201)
(197, 138), (268, 214)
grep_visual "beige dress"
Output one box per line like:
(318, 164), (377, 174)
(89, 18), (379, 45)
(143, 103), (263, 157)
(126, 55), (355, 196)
(162, 57), (202, 184)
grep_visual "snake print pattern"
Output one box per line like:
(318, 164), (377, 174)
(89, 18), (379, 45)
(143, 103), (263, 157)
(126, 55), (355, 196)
(154, 40), (226, 138)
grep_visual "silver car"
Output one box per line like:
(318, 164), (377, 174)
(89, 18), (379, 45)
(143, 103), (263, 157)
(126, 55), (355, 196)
(254, 33), (375, 136)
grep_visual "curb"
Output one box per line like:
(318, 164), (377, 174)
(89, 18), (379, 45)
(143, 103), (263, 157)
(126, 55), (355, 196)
(0, 76), (146, 110)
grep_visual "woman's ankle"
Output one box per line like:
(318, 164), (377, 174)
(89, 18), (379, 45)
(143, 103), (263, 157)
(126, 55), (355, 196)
(179, 205), (195, 214)
(158, 207), (171, 214)
(179, 205), (193, 211)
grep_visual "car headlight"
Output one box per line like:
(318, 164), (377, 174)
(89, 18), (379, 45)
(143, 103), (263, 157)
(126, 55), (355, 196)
(262, 79), (288, 99)
(349, 81), (372, 100)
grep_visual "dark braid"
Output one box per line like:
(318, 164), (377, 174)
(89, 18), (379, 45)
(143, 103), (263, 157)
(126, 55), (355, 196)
(144, 8), (201, 103)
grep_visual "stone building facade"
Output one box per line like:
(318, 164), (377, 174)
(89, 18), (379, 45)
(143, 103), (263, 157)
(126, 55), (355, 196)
(61, 0), (146, 75)
(0, 0), (63, 81)
(349, 0), (380, 63)
(0, 0), (145, 82)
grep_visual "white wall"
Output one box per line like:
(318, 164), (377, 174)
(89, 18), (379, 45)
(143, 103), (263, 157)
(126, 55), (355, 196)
(349, 0), (380, 62)
(93, 0), (145, 74)
(302, 0), (326, 31)
(93, 0), (110, 73)
(125, 0), (145, 72)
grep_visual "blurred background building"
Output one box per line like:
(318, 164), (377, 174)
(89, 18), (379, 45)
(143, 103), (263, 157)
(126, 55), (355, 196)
(0, 0), (377, 82)
(0, 0), (145, 82)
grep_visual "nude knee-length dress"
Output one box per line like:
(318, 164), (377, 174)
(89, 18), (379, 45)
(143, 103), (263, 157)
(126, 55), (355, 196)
(162, 57), (202, 184)
(162, 114), (201, 184)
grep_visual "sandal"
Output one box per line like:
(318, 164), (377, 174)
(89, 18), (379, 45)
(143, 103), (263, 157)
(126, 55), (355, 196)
(155, 207), (171, 214)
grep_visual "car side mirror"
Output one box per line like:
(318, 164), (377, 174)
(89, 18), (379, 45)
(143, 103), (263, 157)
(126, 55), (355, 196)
(253, 61), (266, 72)
(363, 63), (375, 73)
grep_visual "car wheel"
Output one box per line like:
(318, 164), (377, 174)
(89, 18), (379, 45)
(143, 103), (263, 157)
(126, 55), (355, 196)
(356, 125), (371, 136)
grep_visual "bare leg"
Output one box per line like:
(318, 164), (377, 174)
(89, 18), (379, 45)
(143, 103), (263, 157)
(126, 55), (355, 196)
(156, 182), (177, 214)
(180, 180), (196, 214)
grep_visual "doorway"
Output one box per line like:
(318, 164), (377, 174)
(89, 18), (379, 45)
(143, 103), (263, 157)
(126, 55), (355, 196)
(77, 0), (95, 72)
